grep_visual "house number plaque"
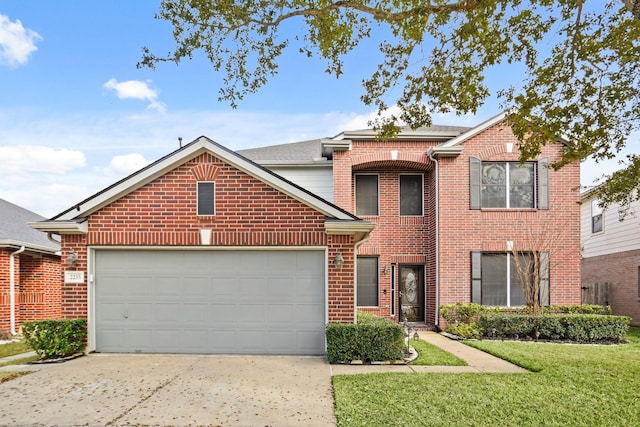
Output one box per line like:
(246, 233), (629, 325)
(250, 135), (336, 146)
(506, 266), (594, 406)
(64, 271), (85, 284)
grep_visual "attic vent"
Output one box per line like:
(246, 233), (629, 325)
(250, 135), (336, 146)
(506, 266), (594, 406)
(190, 164), (219, 181)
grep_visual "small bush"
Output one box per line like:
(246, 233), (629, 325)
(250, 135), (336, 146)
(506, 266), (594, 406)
(440, 303), (488, 338)
(326, 312), (404, 363)
(22, 319), (87, 359)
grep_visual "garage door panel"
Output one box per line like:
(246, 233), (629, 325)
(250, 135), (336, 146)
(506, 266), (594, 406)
(95, 249), (326, 354)
(295, 304), (325, 324)
(155, 303), (181, 322)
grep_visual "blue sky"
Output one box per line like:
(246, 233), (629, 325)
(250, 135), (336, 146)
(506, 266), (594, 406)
(0, 2), (631, 217)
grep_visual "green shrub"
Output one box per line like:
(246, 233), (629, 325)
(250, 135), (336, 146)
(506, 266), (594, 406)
(326, 312), (404, 363)
(22, 319), (87, 359)
(477, 313), (629, 343)
(440, 303), (488, 338)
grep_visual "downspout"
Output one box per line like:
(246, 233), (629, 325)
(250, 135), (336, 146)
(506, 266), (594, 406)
(9, 246), (26, 335)
(353, 233), (372, 323)
(427, 148), (440, 328)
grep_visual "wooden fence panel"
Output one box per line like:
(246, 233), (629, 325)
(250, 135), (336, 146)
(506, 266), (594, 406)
(581, 282), (610, 306)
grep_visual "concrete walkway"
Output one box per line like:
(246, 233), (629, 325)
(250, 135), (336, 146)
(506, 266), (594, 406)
(1, 332), (528, 376)
(330, 331), (529, 375)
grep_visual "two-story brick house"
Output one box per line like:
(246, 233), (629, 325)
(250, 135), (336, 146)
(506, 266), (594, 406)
(30, 112), (581, 354)
(241, 112), (582, 327)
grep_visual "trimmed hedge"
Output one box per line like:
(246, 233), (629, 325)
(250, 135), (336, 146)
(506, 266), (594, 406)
(22, 319), (87, 359)
(326, 311), (404, 363)
(440, 303), (628, 342)
(478, 313), (630, 343)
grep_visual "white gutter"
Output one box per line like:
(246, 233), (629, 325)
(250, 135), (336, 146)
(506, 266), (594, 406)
(427, 148), (440, 328)
(9, 246), (26, 335)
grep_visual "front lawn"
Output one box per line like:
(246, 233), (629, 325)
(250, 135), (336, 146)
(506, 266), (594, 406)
(333, 327), (640, 426)
(410, 338), (467, 366)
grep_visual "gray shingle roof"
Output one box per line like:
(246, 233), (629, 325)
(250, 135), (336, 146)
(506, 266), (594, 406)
(237, 125), (472, 163)
(238, 139), (325, 163)
(0, 198), (60, 252)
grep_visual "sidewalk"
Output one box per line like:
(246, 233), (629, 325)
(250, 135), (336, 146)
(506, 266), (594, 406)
(330, 331), (529, 375)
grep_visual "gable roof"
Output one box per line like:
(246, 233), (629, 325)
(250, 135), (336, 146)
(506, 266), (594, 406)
(0, 198), (60, 254)
(30, 137), (372, 240)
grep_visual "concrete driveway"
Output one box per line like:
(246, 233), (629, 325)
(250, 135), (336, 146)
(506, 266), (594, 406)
(0, 354), (335, 426)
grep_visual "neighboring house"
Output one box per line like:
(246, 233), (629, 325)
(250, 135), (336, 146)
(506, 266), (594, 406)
(0, 198), (61, 335)
(29, 111), (582, 355)
(30, 138), (373, 355)
(242, 112), (582, 327)
(581, 189), (640, 324)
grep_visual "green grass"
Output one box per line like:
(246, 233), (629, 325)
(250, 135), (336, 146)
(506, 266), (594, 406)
(0, 339), (35, 383)
(0, 340), (32, 358)
(410, 338), (467, 366)
(333, 326), (640, 426)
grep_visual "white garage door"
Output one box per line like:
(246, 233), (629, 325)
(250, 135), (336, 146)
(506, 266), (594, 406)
(94, 249), (326, 355)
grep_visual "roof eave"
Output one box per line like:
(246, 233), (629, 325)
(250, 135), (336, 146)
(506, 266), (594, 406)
(428, 146), (464, 158)
(0, 239), (61, 255)
(28, 220), (88, 235)
(325, 220), (375, 243)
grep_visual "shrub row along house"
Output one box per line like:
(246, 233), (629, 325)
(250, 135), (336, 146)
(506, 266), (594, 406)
(28, 111), (582, 354)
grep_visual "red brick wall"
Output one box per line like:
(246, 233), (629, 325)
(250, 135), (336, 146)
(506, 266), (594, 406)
(582, 249), (640, 325)
(333, 142), (439, 323)
(437, 124), (581, 313)
(0, 249), (61, 334)
(60, 152), (356, 323)
(333, 123), (582, 326)
(0, 249), (11, 333)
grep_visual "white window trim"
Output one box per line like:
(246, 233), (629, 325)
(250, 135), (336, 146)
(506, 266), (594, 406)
(591, 199), (604, 234)
(484, 162), (537, 209)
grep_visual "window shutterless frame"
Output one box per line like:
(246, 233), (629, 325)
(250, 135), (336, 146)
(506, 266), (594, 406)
(354, 174), (379, 216)
(399, 174), (424, 216)
(197, 182), (215, 216)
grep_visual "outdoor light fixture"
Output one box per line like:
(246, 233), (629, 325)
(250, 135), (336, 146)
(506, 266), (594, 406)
(334, 251), (345, 269)
(66, 249), (78, 267)
(505, 142), (514, 153)
(413, 331), (420, 341)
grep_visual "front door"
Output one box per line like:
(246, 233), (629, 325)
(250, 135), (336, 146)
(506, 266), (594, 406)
(399, 265), (425, 322)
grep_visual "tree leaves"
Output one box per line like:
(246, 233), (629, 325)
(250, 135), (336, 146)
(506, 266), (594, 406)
(140, 0), (640, 206)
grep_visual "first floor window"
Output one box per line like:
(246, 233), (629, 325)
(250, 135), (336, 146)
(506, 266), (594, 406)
(471, 252), (550, 307)
(357, 256), (379, 306)
(197, 182), (215, 215)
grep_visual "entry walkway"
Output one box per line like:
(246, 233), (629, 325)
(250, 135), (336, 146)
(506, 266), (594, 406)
(330, 332), (529, 375)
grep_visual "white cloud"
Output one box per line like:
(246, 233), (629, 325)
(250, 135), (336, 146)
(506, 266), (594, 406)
(104, 153), (153, 176)
(0, 145), (85, 173)
(103, 78), (167, 113)
(0, 14), (42, 67)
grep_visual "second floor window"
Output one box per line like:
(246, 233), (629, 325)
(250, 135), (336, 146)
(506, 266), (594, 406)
(400, 175), (423, 216)
(591, 199), (603, 233)
(482, 162), (535, 208)
(355, 174), (379, 216)
(197, 182), (216, 215)
(470, 157), (549, 210)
